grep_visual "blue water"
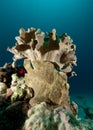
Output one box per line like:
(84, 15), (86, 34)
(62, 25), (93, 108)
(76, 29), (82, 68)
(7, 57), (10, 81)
(0, 0), (93, 97)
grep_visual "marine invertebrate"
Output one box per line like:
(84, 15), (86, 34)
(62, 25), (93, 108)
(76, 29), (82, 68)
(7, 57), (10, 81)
(0, 68), (7, 84)
(24, 60), (70, 108)
(23, 102), (81, 130)
(7, 27), (77, 109)
(7, 28), (77, 75)
(0, 63), (16, 87)
(10, 73), (34, 103)
(0, 82), (7, 94)
(17, 67), (26, 77)
(0, 27), (93, 130)
(24, 102), (93, 130)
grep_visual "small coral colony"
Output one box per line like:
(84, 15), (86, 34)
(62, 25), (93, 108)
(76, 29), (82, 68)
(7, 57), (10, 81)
(0, 27), (91, 130)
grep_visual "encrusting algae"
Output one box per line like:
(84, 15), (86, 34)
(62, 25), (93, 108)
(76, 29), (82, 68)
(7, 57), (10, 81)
(0, 27), (92, 130)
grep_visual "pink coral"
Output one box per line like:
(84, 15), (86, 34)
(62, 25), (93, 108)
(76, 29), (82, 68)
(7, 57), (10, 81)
(17, 68), (26, 76)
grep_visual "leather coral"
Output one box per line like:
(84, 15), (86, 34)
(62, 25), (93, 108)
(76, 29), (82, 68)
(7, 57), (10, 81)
(7, 27), (77, 75)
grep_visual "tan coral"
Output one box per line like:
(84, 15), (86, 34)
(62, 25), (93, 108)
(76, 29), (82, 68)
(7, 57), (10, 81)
(7, 28), (77, 74)
(7, 27), (77, 109)
(24, 59), (70, 108)
(0, 82), (7, 94)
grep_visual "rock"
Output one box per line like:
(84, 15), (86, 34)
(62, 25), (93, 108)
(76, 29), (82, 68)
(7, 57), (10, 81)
(24, 60), (70, 108)
(0, 95), (9, 111)
(83, 107), (93, 119)
(0, 101), (28, 130)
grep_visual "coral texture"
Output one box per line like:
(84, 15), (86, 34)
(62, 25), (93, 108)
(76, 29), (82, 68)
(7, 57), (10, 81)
(23, 102), (85, 130)
(7, 27), (77, 109)
(24, 60), (70, 108)
(0, 82), (7, 94)
(7, 28), (77, 75)
(10, 73), (34, 103)
(0, 27), (92, 130)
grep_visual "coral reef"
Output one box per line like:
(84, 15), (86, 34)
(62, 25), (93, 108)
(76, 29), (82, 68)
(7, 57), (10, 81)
(10, 73), (34, 103)
(0, 82), (7, 94)
(0, 27), (92, 130)
(7, 27), (77, 109)
(23, 102), (93, 130)
(24, 60), (70, 108)
(23, 102), (73, 130)
(7, 28), (77, 76)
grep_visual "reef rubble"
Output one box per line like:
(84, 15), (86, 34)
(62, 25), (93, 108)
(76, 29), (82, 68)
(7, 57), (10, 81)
(0, 27), (93, 130)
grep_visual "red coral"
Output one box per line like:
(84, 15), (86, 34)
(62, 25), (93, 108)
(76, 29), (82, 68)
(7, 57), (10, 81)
(17, 68), (26, 77)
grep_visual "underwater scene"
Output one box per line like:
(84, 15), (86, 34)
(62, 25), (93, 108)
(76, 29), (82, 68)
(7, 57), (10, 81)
(0, 0), (93, 130)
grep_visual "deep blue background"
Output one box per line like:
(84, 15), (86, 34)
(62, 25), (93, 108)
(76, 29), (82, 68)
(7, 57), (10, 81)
(0, 0), (93, 95)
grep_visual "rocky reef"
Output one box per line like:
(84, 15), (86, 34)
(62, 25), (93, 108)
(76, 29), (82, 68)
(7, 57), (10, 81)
(0, 27), (93, 130)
